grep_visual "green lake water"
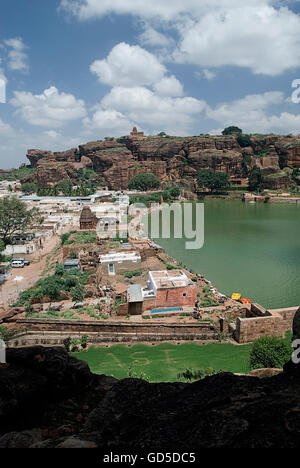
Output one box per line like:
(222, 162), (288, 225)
(152, 200), (300, 309)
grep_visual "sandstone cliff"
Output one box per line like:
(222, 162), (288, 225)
(24, 133), (300, 190)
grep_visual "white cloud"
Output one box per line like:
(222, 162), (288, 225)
(0, 123), (87, 169)
(44, 130), (62, 139)
(206, 91), (300, 134)
(139, 26), (173, 47)
(90, 42), (166, 87)
(4, 37), (28, 71)
(174, 5), (300, 76)
(153, 75), (183, 97)
(100, 86), (206, 134)
(83, 108), (133, 135)
(10, 86), (87, 127)
(195, 69), (216, 81)
(0, 118), (13, 134)
(59, 0), (268, 22)
(61, 1), (300, 76)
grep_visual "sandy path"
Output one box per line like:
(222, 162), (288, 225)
(0, 235), (60, 307)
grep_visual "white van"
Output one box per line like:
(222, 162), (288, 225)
(11, 260), (25, 268)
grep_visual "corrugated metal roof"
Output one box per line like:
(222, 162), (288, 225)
(64, 259), (80, 266)
(128, 284), (143, 303)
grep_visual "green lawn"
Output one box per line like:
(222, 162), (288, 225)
(72, 342), (252, 382)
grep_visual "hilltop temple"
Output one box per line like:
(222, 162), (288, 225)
(130, 126), (144, 140)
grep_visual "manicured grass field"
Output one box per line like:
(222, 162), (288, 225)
(73, 342), (252, 382)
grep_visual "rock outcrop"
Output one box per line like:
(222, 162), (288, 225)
(1, 304), (300, 450)
(24, 132), (300, 190)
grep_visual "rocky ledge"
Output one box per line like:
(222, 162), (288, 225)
(24, 133), (300, 190)
(1, 343), (300, 448)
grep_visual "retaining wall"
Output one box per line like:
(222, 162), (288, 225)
(235, 306), (298, 343)
(13, 318), (218, 345)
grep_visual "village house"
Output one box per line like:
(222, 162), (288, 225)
(99, 250), (141, 276)
(127, 270), (197, 314)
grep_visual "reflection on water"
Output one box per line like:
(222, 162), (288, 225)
(152, 200), (300, 309)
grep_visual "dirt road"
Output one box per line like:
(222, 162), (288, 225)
(0, 235), (61, 307)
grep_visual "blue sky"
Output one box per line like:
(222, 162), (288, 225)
(0, 0), (300, 168)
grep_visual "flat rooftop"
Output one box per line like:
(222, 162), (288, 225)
(99, 251), (141, 263)
(149, 270), (190, 289)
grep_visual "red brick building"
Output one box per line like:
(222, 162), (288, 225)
(142, 270), (197, 311)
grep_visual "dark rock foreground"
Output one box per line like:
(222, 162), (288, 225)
(1, 345), (300, 448)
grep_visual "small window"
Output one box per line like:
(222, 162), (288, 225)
(183, 293), (187, 297)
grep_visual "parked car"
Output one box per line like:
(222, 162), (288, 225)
(11, 258), (30, 266)
(11, 260), (25, 268)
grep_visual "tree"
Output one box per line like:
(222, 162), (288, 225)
(0, 325), (19, 343)
(168, 186), (181, 199)
(40, 276), (62, 300)
(21, 182), (38, 194)
(197, 169), (229, 192)
(248, 165), (264, 192)
(237, 134), (251, 147)
(157, 132), (167, 137)
(128, 173), (160, 191)
(0, 196), (42, 244)
(56, 179), (73, 196)
(249, 336), (291, 370)
(222, 126), (242, 135)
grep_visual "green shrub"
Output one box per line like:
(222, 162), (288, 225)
(122, 270), (142, 278)
(165, 263), (178, 270)
(237, 134), (251, 147)
(81, 335), (88, 349)
(200, 297), (218, 307)
(249, 336), (292, 370)
(128, 172), (160, 191)
(222, 126), (242, 136)
(64, 275), (78, 290)
(71, 285), (84, 302)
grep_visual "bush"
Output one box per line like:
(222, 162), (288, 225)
(237, 134), (251, 147)
(200, 297), (219, 307)
(197, 169), (229, 192)
(249, 336), (292, 370)
(21, 182), (38, 194)
(249, 165), (264, 192)
(222, 126), (242, 135)
(81, 335), (88, 349)
(71, 285), (84, 302)
(122, 270), (142, 278)
(40, 276), (62, 300)
(64, 275), (78, 290)
(128, 172), (160, 191)
(63, 337), (72, 352)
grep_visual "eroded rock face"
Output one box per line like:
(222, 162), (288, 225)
(25, 134), (300, 189)
(34, 159), (79, 188)
(1, 345), (300, 448)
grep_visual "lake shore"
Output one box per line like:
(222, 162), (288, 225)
(145, 199), (300, 309)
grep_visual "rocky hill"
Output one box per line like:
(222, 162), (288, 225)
(23, 132), (300, 190)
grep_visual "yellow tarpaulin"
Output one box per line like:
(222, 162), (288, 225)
(231, 293), (241, 300)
